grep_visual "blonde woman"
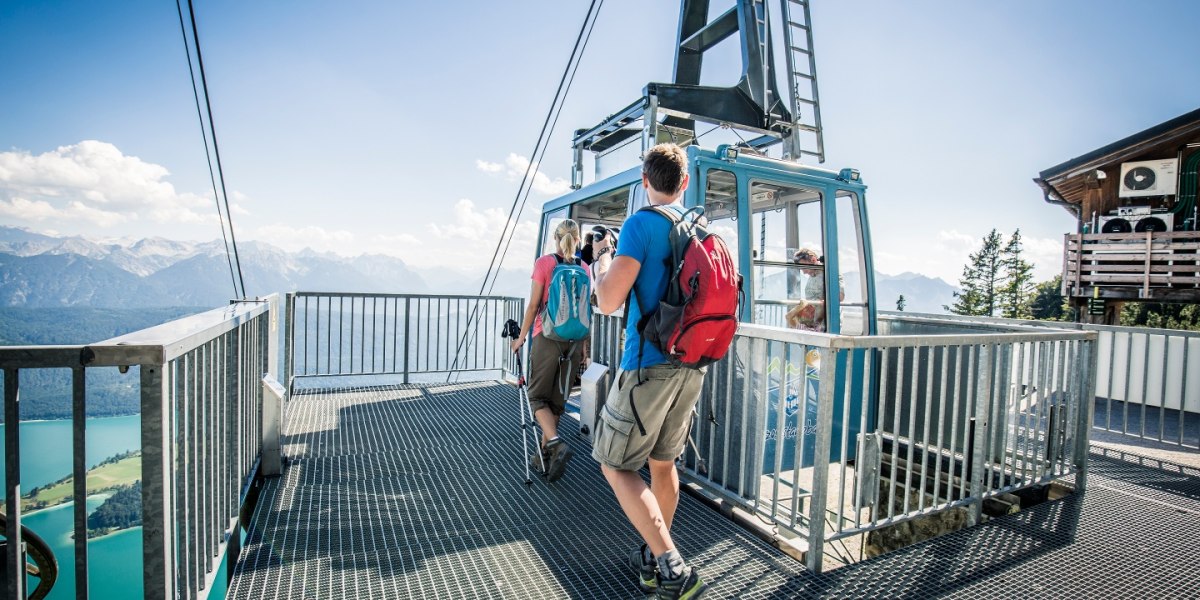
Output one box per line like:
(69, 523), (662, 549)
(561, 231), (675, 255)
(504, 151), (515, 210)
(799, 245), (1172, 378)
(510, 218), (590, 482)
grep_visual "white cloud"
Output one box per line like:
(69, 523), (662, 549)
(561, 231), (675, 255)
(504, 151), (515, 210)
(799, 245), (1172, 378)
(474, 159), (503, 173)
(0, 141), (219, 230)
(427, 198), (538, 266)
(64, 200), (127, 227)
(0, 197), (63, 221)
(1021, 235), (1065, 282)
(476, 153), (571, 196)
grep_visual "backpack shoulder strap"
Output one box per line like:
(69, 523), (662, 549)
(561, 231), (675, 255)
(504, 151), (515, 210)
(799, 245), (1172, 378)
(553, 254), (564, 265)
(638, 205), (681, 223)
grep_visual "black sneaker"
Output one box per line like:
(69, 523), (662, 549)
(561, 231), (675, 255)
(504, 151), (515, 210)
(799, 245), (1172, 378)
(656, 567), (706, 599)
(629, 544), (656, 593)
(543, 438), (573, 482)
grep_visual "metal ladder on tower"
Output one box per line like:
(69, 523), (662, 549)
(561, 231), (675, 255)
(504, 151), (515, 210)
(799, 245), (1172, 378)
(780, 0), (826, 163)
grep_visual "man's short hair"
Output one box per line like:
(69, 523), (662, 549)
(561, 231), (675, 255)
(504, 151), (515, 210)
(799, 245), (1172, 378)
(642, 143), (688, 194)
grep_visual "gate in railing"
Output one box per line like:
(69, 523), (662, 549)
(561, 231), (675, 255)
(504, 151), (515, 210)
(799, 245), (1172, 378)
(283, 293), (523, 386)
(1, 296), (277, 599)
(589, 312), (1097, 572)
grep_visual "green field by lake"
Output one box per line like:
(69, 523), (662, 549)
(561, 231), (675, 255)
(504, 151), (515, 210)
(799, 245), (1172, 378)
(5, 416), (144, 599)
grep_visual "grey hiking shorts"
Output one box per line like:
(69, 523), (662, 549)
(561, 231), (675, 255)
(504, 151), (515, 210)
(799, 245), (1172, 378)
(591, 364), (706, 471)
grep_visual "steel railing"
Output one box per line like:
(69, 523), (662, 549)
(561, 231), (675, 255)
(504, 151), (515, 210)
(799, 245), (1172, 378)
(283, 293), (524, 387)
(881, 311), (1200, 450)
(1, 295), (278, 599)
(589, 311), (1097, 573)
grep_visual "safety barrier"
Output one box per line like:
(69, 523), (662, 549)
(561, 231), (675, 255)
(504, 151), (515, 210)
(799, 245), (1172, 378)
(284, 293), (524, 386)
(880, 311), (1200, 450)
(589, 311), (1097, 572)
(0, 295), (277, 599)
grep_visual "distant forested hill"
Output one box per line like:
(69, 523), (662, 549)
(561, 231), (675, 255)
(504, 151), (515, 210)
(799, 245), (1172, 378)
(1, 225), (436, 420)
(0, 306), (206, 420)
(0, 306), (207, 345)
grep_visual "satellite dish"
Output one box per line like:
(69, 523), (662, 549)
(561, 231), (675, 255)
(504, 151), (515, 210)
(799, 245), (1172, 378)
(1123, 166), (1156, 191)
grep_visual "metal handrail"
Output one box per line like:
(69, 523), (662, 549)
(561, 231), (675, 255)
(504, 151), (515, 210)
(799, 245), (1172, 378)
(1, 294), (278, 599)
(590, 310), (1098, 573)
(284, 292), (524, 387)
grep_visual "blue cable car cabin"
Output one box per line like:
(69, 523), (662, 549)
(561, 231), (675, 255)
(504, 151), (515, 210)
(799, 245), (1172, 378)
(535, 145), (877, 337)
(532, 0), (878, 480)
(536, 143), (877, 473)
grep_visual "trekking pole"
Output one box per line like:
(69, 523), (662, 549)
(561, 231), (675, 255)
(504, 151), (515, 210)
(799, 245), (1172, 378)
(515, 352), (534, 485)
(504, 318), (537, 485)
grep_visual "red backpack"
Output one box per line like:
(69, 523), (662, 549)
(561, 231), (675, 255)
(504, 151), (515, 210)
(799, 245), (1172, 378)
(637, 205), (742, 368)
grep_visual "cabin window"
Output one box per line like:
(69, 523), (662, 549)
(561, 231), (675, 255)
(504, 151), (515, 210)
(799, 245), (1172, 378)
(748, 180), (825, 329)
(703, 169), (739, 267)
(540, 206), (569, 255)
(835, 190), (868, 335)
(560, 184), (634, 258)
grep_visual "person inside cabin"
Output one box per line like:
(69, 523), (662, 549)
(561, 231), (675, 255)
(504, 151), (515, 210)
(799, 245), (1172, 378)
(785, 247), (841, 332)
(589, 143), (709, 599)
(509, 218), (588, 483)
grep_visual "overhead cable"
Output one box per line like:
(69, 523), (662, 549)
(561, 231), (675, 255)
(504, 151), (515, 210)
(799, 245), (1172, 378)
(448, 0), (604, 380)
(175, 0), (239, 299)
(180, 0), (247, 299)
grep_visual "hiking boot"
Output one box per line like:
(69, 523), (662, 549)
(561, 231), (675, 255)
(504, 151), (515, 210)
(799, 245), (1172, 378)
(629, 544), (656, 593)
(543, 438), (573, 483)
(656, 567), (706, 599)
(529, 448), (549, 475)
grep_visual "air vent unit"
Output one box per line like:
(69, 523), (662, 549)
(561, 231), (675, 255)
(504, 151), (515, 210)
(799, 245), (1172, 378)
(1119, 159), (1178, 198)
(1099, 207), (1174, 233)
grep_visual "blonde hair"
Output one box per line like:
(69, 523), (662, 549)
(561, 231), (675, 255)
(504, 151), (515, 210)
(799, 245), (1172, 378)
(554, 219), (581, 259)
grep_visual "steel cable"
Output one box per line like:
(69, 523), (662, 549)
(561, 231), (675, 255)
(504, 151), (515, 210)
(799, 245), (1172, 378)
(448, 0), (604, 380)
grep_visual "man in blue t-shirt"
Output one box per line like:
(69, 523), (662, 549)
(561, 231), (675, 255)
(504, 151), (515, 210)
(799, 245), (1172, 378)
(590, 143), (708, 599)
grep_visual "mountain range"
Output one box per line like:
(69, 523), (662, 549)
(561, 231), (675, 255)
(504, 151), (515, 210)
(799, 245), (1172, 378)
(0, 226), (954, 311)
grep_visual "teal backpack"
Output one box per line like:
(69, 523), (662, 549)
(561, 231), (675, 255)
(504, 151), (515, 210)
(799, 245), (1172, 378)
(541, 255), (591, 342)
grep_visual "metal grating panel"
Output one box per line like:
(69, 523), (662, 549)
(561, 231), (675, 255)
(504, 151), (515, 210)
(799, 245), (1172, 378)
(230, 382), (1200, 599)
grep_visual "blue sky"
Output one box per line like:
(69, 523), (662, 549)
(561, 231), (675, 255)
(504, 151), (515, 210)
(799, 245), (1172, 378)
(1, 0), (1197, 284)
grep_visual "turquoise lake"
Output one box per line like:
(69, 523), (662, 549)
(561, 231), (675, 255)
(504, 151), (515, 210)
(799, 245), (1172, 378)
(3, 416), (144, 599)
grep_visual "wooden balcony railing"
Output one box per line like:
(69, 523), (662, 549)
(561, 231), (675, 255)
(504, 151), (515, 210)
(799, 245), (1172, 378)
(1064, 231), (1200, 299)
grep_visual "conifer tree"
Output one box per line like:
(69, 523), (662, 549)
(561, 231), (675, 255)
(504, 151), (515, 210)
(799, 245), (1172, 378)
(896, 294), (907, 311)
(998, 229), (1035, 319)
(947, 229), (1003, 316)
(1030, 275), (1065, 321)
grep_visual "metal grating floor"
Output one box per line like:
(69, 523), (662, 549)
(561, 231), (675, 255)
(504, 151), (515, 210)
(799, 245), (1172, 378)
(229, 382), (1200, 599)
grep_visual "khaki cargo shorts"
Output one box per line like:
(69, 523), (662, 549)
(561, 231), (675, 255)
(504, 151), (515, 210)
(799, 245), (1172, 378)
(527, 333), (583, 416)
(591, 364), (705, 471)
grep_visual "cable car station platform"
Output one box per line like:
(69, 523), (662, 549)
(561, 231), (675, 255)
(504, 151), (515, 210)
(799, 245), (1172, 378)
(227, 381), (1200, 599)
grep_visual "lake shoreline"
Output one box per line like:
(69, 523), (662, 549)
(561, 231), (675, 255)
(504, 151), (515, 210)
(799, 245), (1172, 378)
(8, 413), (141, 425)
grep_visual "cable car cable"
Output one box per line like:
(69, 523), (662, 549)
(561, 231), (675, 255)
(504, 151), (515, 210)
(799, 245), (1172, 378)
(450, 0), (602, 380)
(184, 0), (247, 299)
(447, 0), (603, 380)
(175, 0), (239, 299)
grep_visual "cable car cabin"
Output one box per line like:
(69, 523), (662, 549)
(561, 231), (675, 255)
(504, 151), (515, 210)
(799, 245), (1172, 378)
(532, 0), (876, 473)
(536, 144), (877, 336)
(538, 145), (876, 473)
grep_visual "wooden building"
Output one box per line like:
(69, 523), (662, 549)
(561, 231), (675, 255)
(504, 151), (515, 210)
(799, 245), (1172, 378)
(1034, 108), (1200, 323)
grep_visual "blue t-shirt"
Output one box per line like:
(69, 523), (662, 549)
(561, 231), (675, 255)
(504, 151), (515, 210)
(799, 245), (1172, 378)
(616, 204), (683, 370)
